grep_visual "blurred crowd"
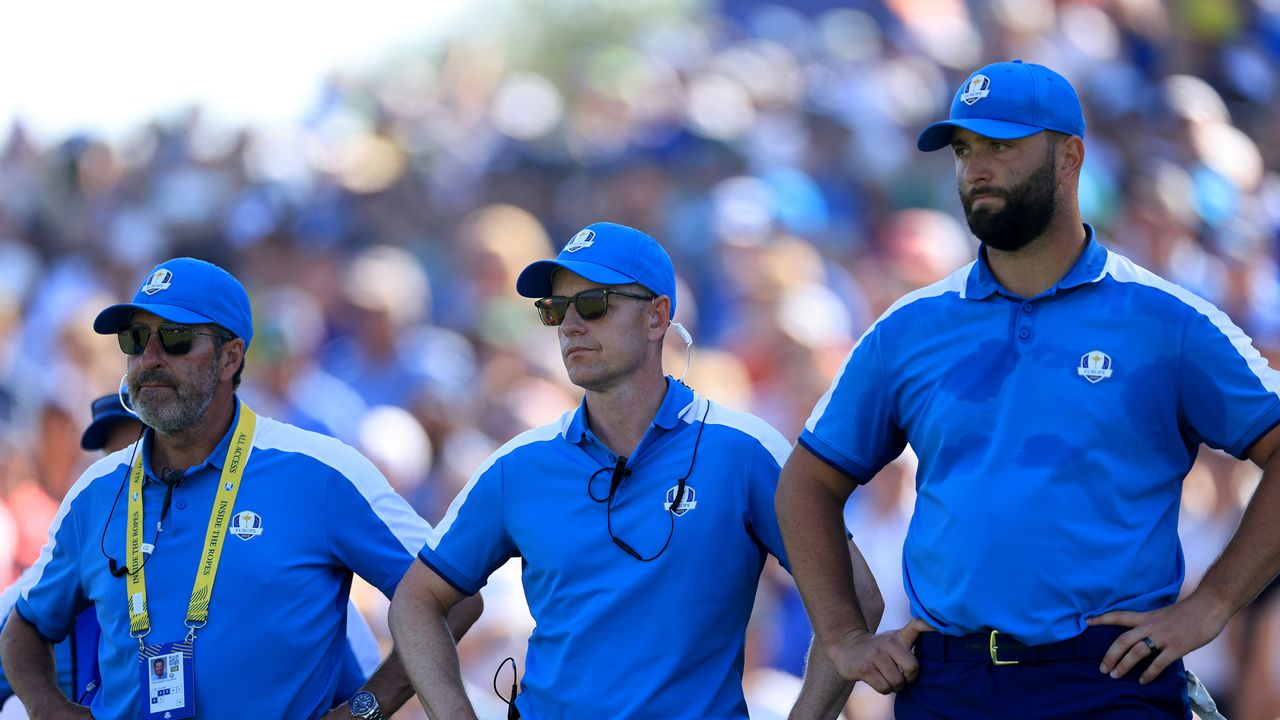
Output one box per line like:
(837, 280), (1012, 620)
(2, 0), (1280, 717)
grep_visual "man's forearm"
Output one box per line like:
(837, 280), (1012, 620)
(789, 636), (854, 720)
(0, 610), (85, 717)
(388, 588), (477, 720)
(776, 458), (868, 647)
(1195, 450), (1280, 619)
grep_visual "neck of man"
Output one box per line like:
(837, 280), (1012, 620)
(149, 390), (237, 476)
(583, 367), (669, 459)
(984, 205), (1087, 299)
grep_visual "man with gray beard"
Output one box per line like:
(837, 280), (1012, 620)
(0, 258), (479, 720)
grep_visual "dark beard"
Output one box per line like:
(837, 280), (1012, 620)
(961, 153), (1057, 252)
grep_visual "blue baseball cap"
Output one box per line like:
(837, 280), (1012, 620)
(917, 59), (1085, 152)
(93, 257), (254, 347)
(516, 222), (677, 318)
(81, 393), (140, 451)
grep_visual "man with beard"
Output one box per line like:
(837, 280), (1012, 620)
(776, 60), (1280, 718)
(0, 258), (480, 720)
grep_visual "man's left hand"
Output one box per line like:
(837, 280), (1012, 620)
(1089, 592), (1230, 684)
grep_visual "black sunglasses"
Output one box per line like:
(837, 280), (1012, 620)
(117, 324), (227, 356)
(534, 288), (655, 327)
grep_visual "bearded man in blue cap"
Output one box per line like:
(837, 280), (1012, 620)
(776, 59), (1280, 718)
(389, 222), (885, 719)
(0, 258), (480, 720)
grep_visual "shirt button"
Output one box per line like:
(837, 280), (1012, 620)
(176, 500), (187, 510)
(1019, 329), (1030, 339)
(1022, 304), (1033, 313)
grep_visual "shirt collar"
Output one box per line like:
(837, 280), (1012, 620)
(965, 224), (1105, 300)
(140, 399), (243, 483)
(563, 377), (693, 445)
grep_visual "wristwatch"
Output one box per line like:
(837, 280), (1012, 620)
(348, 690), (384, 720)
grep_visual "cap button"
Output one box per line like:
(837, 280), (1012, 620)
(1012, 58), (1023, 63)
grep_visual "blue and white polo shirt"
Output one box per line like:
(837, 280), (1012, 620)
(802, 226), (1280, 645)
(420, 378), (791, 720)
(16, 402), (428, 719)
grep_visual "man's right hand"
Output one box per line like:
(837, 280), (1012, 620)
(827, 617), (935, 694)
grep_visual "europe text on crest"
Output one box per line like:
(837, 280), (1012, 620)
(140, 269), (173, 295)
(565, 229), (596, 253)
(231, 510), (263, 540)
(1077, 350), (1113, 383)
(960, 75), (991, 105)
(664, 485), (698, 517)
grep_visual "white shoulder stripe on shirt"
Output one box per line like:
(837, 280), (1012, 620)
(693, 397), (792, 468)
(1102, 251), (1280, 397)
(252, 416), (429, 556)
(19, 445), (136, 603)
(426, 412), (572, 550)
(805, 262), (973, 433)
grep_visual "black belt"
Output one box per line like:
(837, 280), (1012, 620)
(915, 625), (1126, 665)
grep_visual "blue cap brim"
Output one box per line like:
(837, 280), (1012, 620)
(917, 118), (1046, 152)
(80, 413), (138, 450)
(515, 260), (638, 298)
(93, 303), (221, 335)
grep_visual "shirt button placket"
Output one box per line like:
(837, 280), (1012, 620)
(1017, 302), (1034, 342)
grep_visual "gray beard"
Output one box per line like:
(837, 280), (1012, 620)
(130, 361), (220, 435)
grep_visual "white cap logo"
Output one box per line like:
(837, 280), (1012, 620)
(960, 74), (991, 106)
(140, 269), (173, 295)
(565, 229), (596, 253)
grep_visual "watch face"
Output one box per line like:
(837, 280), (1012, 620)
(350, 691), (376, 714)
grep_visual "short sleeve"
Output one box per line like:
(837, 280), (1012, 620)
(324, 454), (431, 599)
(417, 455), (516, 596)
(1177, 306), (1280, 458)
(743, 429), (792, 572)
(14, 495), (90, 643)
(799, 325), (906, 483)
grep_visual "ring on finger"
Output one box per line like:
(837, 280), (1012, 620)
(1141, 637), (1158, 652)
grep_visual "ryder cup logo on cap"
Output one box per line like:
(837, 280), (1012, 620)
(960, 74), (991, 105)
(515, 221), (678, 318)
(92, 257), (254, 347)
(565, 229), (595, 252)
(917, 59), (1086, 152)
(141, 269), (173, 295)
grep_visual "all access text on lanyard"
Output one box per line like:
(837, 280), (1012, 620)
(124, 402), (258, 646)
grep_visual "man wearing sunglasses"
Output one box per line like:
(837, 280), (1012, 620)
(390, 222), (883, 719)
(0, 257), (480, 720)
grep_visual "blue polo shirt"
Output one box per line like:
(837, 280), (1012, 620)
(15, 403), (429, 719)
(802, 227), (1280, 645)
(419, 378), (791, 720)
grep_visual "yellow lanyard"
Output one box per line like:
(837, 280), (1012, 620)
(125, 402), (257, 640)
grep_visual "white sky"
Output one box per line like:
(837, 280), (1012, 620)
(0, 1), (467, 142)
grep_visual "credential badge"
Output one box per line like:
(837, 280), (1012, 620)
(960, 74), (991, 105)
(664, 485), (697, 516)
(1077, 350), (1113, 383)
(230, 510), (263, 540)
(565, 229), (596, 253)
(140, 269), (173, 295)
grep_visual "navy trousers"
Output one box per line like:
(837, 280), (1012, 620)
(895, 626), (1191, 720)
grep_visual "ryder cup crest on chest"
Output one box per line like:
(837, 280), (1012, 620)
(230, 510), (263, 540)
(1077, 350), (1113, 383)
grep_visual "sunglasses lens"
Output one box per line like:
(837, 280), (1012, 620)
(575, 291), (609, 320)
(118, 326), (148, 355)
(536, 298), (568, 326)
(158, 327), (195, 355)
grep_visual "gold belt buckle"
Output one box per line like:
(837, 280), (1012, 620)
(989, 630), (1019, 665)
